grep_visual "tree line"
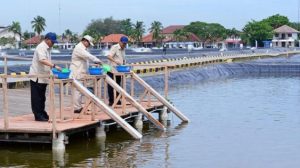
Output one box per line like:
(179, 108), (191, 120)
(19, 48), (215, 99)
(3, 14), (299, 48)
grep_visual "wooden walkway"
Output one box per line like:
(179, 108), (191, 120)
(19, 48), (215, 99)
(0, 73), (188, 148)
(0, 88), (163, 139)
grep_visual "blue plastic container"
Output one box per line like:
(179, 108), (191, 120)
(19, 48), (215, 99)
(116, 65), (131, 72)
(52, 68), (71, 79)
(89, 67), (103, 75)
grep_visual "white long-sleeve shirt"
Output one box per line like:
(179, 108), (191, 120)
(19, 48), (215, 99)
(70, 42), (101, 79)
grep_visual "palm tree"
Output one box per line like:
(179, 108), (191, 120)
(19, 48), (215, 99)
(120, 18), (133, 37)
(64, 29), (73, 41)
(8, 21), (21, 48)
(132, 21), (145, 46)
(31, 15), (46, 35)
(149, 21), (163, 46)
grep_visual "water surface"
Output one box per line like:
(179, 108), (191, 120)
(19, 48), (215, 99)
(1, 75), (300, 167)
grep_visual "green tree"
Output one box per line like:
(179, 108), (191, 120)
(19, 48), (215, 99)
(120, 18), (133, 37)
(226, 28), (241, 38)
(242, 20), (273, 47)
(84, 17), (122, 37)
(8, 21), (21, 48)
(262, 14), (289, 29)
(173, 29), (190, 42)
(149, 21), (163, 46)
(132, 21), (145, 46)
(185, 22), (227, 46)
(23, 31), (35, 40)
(31, 15), (46, 35)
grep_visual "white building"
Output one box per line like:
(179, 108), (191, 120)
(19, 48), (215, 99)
(272, 25), (299, 48)
(0, 25), (21, 49)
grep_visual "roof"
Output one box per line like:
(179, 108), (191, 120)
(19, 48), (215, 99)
(142, 33), (153, 43)
(101, 34), (127, 43)
(23, 36), (42, 45)
(274, 25), (299, 33)
(142, 32), (200, 43)
(161, 25), (185, 34)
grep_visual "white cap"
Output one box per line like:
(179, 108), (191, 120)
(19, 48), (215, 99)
(83, 35), (94, 46)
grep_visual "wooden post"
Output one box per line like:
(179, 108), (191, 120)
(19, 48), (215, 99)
(49, 76), (57, 139)
(2, 76), (9, 129)
(4, 56), (7, 75)
(92, 78), (97, 120)
(70, 81), (75, 119)
(122, 74), (126, 113)
(130, 75), (135, 97)
(164, 66), (169, 98)
(59, 81), (64, 120)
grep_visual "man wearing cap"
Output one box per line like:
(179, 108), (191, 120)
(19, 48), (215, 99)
(70, 35), (103, 113)
(29, 32), (62, 121)
(107, 36), (128, 106)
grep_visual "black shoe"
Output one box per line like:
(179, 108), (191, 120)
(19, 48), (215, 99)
(35, 117), (48, 122)
(42, 112), (49, 120)
(108, 102), (113, 106)
(74, 108), (83, 113)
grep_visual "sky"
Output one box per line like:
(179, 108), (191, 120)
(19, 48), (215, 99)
(0, 0), (299, 35)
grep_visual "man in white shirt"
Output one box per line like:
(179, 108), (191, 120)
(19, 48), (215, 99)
(29, 32), (62, 121)
(70, 35), (103, 113)
(107, 36), (128, 106)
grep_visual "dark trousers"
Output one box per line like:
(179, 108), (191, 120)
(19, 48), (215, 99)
(30, 80), (49, 120)
(107, 72), (121, 104)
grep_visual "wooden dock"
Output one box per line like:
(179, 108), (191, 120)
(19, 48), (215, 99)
(0, 72), (189, 150)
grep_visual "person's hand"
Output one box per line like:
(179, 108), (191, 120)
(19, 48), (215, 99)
(55, 65), (62, 71)
(95, 61), (102, 65)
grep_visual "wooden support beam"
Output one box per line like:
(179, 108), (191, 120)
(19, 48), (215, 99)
(72, 79), (142, 139)
(105, 76), (166, 131)
(132, 73), (190, 122)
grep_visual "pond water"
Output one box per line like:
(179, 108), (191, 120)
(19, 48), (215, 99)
(1, 75), (300, 167)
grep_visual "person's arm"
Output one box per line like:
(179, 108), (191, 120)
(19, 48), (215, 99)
(107, 46), (122, 65)
(75, 48), (103, 64)
(39, 59), (62, 71)
(37, 49), (62, 71)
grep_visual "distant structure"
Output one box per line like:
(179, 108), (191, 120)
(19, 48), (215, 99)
(142, 25), (201, 49)
(0, 25), (21, 49)
(100, 34), (129, 49)
(272, 25), (299, 47)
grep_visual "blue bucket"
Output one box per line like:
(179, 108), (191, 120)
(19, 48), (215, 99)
(52, 68), (70, 79)
(89, 67), (103, 75)
(116, 65), (131, 72)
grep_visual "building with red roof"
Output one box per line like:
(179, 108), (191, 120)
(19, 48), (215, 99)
(142, 25), (201, 48)
(100, 34), (129, 48)
(23, 36), (42, 45)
